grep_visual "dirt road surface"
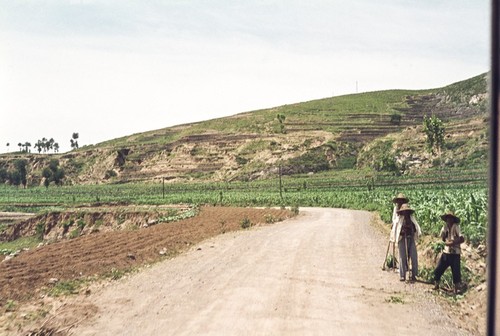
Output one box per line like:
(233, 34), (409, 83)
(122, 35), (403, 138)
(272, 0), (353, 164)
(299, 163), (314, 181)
(72, 208), (469, 335)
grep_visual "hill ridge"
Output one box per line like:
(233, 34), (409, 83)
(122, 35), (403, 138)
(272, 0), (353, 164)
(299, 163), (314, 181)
(0, 73), (489, 185)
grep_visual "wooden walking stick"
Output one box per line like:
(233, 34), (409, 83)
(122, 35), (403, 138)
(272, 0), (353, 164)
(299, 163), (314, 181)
(392, 240), (397, 271)
(404, 235), (411, 280)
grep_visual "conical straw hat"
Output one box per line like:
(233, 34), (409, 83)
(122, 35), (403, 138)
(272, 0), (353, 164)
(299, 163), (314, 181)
(392, 193), (409, 203)
(397, 203), (414, 214)
(441, 211), (460, 223)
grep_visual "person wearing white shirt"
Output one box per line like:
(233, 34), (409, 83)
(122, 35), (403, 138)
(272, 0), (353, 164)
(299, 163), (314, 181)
(433, 212), (465, 293)
(390, 203), (422, 282)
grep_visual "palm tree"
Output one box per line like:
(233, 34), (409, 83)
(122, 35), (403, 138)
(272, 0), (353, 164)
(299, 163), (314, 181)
(41, 138), (48, 153)
(48, 138), (55, 152)
(34, 140), (42, 154)
(24, 142), (31, 153)
(71, 133), (79, 149)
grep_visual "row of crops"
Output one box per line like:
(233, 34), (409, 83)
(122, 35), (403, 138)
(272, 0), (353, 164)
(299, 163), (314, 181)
(0, 174), (488, 246)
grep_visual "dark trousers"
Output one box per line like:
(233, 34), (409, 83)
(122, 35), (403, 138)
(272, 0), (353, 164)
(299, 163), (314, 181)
(434, 253), (461, 284)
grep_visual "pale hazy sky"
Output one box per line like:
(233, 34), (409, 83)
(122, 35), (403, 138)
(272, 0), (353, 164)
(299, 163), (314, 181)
(0, 0), (490, 153)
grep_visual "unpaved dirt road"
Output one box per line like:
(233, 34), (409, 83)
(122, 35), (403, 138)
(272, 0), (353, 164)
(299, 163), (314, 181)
(72, 208), (469, 335)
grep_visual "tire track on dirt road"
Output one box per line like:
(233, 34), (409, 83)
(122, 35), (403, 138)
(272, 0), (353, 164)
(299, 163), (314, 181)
(72, 208), (470, 335)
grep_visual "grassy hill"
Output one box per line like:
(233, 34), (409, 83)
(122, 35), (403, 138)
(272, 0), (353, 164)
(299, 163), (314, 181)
(0, 73), (489, 186)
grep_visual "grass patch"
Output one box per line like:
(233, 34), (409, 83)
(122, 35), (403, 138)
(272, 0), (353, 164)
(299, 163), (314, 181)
(239, 140), (270, 155)
(334, 156), (357, 170)
(0, 236), (40, 255)
(385, 295), (405, 304)
(104, 268), (128, 281)
(158, 206), (199, 223)
(48, 279), (85, 297)
(23, 307), (50, 321)
(4, 299), (16, 312)
(284, 148), (330, 174)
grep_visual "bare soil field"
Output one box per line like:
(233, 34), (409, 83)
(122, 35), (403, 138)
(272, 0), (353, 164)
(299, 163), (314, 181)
(0, 206), (293, 331)
(0, 207), (485, 335)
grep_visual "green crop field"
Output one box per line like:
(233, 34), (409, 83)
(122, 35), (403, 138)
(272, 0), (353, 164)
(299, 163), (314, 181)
(0, 171), (488, 246)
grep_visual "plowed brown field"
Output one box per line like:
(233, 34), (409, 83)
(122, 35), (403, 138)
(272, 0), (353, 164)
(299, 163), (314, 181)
(0, 206), (293, 307)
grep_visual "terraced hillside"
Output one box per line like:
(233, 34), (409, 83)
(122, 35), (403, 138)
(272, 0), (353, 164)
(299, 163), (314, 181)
(0, 73), (488, 185)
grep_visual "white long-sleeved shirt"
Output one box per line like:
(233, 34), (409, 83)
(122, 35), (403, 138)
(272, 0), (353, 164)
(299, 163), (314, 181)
(392, 205), (399, 229)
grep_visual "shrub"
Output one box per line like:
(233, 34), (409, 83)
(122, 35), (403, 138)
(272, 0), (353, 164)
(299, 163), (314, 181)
(35, 223), (45, 241)
(386, 255), (395, 268)
(390, 113), (402, 125)
(431, 241), (445, 255)
(104, 170), (117, 179)
(219, 220), (227, 234)
(264, 214), (276, 223)
(92, 219), (103, 233)
(235, 155), (249, 165)
(4, 300), (16, 312)
(335, 156), (357, 170)
(240, 217), (252, 229)
(77, 219), (86, 231)
(62, 219), (74, 229)
(69, 228), (80, 239)
(285, 149), (330, 174)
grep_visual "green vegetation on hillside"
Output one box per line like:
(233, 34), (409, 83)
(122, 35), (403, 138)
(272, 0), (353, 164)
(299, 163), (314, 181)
(0, 72), (489, 187)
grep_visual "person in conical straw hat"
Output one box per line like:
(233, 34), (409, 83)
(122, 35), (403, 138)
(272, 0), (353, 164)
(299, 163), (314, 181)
(390, 203), (422, 281)
(433, 211), (465, 294)
(382, 193), (410, 269)
(383, 193), (410, 271)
